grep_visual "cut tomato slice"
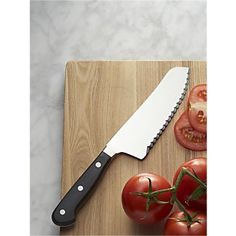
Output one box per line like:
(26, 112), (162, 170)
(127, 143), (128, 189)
(188, 84), (207, 103)
(174, 112), (207, 151)
(188, 84), (207, 133)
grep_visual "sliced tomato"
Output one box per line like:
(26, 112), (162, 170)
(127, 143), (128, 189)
(188, 84), (207, 133)
(188, 84), (207, 103)
(174, 112), (207, 151)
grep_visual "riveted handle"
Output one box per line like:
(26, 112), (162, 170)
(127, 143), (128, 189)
(51, 151), (112, 227)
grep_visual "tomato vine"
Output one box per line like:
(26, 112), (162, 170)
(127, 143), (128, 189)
(132, 166), (207, 226)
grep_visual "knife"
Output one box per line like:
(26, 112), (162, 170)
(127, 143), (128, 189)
(52, 67), (189, 227)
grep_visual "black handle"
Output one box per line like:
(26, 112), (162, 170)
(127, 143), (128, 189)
(51, 151), (112, 227)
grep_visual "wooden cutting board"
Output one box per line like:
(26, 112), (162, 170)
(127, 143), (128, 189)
(60, 61), (206, 235)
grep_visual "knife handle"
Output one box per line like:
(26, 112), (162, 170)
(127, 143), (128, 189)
(51, 151), (112, 227)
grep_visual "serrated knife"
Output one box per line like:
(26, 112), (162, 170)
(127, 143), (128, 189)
(52, 67), (190, 227)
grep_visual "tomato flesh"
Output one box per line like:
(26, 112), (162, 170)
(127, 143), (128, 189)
(188, 84), (207, 133)
(173, 158), (207, 212)
(174, 112), (207, 151)
(121, 173), (173, 225)
(164, 211), (207, 235)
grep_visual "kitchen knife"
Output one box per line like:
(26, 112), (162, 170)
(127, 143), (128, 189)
(52, 67), (189, 227)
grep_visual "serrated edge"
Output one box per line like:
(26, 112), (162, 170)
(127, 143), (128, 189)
(146, 70), (190, 155)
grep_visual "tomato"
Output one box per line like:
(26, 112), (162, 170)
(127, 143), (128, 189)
(163, 211), (207, 235)
(173, 158), (207, 212)
(188, 84), (207, 103)
(174, 112), (207, 151)
(121, 173), (173, 225)
(188, 84), (207, 133)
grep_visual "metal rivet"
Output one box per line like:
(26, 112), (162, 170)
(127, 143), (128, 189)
(95, 162), (101, 168)
(60, 209), (66, 215)
(77, 185), (83, 191)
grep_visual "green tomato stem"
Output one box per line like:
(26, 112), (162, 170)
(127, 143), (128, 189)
(175, 198), (192, 222)
(151, 187), (175, 196)
(131, 166), (206, 222)
(173, 167), (186, 190)
(170, 166), (206, 222)
(183, 167), (207, 188)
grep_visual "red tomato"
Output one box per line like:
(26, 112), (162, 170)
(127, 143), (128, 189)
(174, 112), (207, 151)
(173, 158), (207, 212)
(164, 211), (207, 235)
(122, 173), (173, 225)
(188, 84), (207, 133)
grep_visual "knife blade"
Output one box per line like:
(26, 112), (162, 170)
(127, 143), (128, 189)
(52, 67), (189, 227)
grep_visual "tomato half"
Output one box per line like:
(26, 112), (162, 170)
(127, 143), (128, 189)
(163, 211), (207, 235)
(188, 84), (207, 133)
(121, 173), (173, 225)
(173, 158), (207, 212)
(174, 112), (207, 151)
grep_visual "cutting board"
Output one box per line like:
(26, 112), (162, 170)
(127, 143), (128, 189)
(60, 61), (206, 235)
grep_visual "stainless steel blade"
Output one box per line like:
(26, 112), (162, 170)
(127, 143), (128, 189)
(104, 67), (189, 159)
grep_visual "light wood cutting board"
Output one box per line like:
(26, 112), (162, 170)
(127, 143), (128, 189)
(60, 61), (207, 235)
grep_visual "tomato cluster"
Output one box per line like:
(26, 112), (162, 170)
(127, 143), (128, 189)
(121, 158), (207, 235)
(174, 84), (207, 151)
(121, 84), (207, 235)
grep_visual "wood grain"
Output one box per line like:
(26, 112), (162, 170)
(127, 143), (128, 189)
(60, 61), (207, 235)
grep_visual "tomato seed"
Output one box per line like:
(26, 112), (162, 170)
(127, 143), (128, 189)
(198, 89), (207, 100)
(198, 110), (204, 116)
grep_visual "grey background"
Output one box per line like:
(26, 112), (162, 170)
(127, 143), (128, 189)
(30, 0), (206, 235)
